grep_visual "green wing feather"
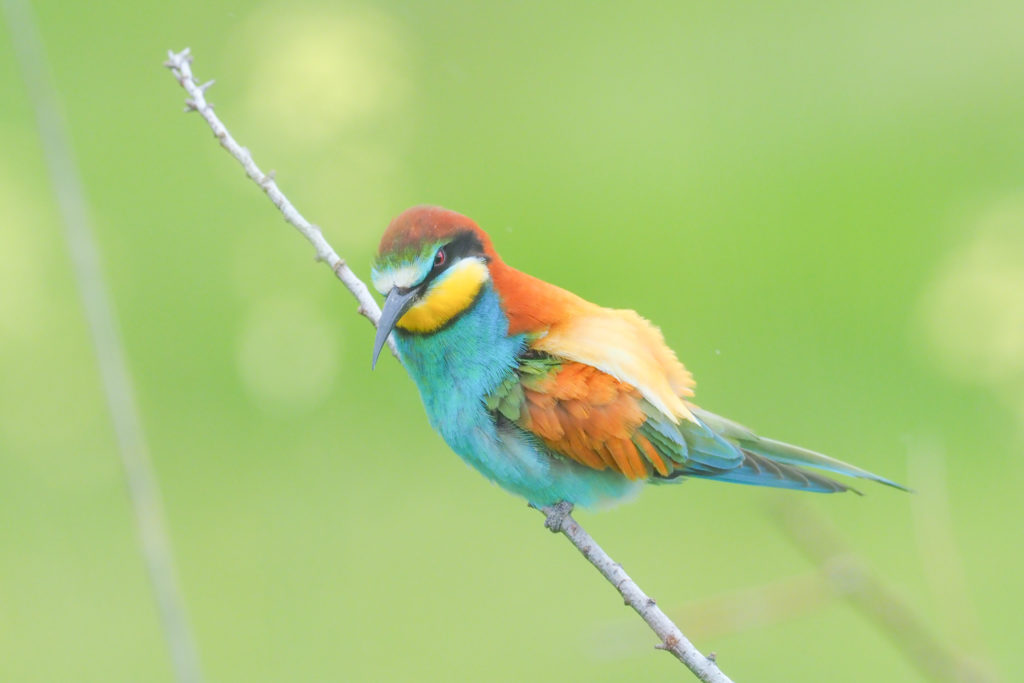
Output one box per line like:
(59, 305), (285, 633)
(483, 351), (906, 493)
(692, 408), (910, 492)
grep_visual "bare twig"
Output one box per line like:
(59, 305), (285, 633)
(595, 491), (999, 680)
(162, 48), (397, 358)
(165, 47), (728, 682)
(3, 4), (204, 682)
(583, 572), (824, 661)
(540, 503), (733, 683)
(588, 573), (833, 661)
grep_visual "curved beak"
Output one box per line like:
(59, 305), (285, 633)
(371, 287), (419, 368)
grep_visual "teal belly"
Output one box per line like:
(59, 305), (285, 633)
(394, 286), (641, 508)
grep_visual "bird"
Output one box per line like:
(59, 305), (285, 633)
(370, 206), (906, 510)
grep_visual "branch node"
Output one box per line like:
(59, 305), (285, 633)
(198, 79), (215, 93)
(708, 652), (718, 663)
(163, 47), (191, 69)
(541, 501), (574, 533)
(183, 99), (197, 113)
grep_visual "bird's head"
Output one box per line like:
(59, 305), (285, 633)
(370, 206), (498, 367)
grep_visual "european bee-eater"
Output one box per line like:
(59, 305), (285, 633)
(371, 206), (905, 508)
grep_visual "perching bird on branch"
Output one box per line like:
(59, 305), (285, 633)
(371, 206), (906, 508)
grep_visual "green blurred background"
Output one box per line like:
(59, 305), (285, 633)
(2, 0), (1022, 681)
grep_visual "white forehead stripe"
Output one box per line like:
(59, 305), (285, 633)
(372, 263), (429, 294)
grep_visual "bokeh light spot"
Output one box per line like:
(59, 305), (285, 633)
(920, 198), (1024, 387)
(235, 6), (409, 145)
(0, 161), (47, 343)
(237, 296), (339, 411)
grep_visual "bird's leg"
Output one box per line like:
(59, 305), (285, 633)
(537, 500), (575, 533)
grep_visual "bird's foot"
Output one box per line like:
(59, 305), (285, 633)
(539, 500), (574, 533)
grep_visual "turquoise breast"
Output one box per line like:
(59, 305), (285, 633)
(395, 284), (642, 507)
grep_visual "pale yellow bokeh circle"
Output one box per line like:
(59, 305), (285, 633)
(920, 198), (1024, 386)
(0, 161), (48, 342)
(223, 5), (412, 250)
(237, 296), (340, 410)
(234, 5), (409, 145)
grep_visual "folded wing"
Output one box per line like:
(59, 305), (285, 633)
(485, 352), (864, 493)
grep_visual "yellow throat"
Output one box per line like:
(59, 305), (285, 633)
(397, 259), (489, 333)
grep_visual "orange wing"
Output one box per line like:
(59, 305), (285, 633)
(489, 359), (677, 480)
(488, 260), (697, 424)
(483, 253), (744, 481)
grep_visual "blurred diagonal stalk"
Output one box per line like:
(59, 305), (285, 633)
(596, 496), (998, 680)
(1, 3), (204, 682)
(669, 572), (833, 641)
(908, 441), (990, 662)
(589, 574), (831, 660)
(163, 48), (730, 682)
(775, 501), (997, 683)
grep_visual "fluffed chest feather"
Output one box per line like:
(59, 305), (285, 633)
(393, 286), (642, 507)
(394, 286), (525, 441)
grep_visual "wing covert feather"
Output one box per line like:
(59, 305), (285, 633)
(486, 355), (687, 480)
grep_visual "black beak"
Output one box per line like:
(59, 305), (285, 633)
(371, 287), (419, 368)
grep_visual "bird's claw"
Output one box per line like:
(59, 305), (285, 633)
(541, 501), (574, 533)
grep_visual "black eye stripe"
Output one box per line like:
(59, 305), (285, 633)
(417, 231), (487, 291)
(444, 231), (485, 262)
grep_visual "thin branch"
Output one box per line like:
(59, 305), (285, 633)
(540, 503), (733, 682)
(2, 5), (204, 682)
(588, 572), (835, 663)
(162, 48), (397, 358)
(164, 48), (729, 682)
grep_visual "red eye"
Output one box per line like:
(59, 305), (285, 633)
(434, 248), (446, 267)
